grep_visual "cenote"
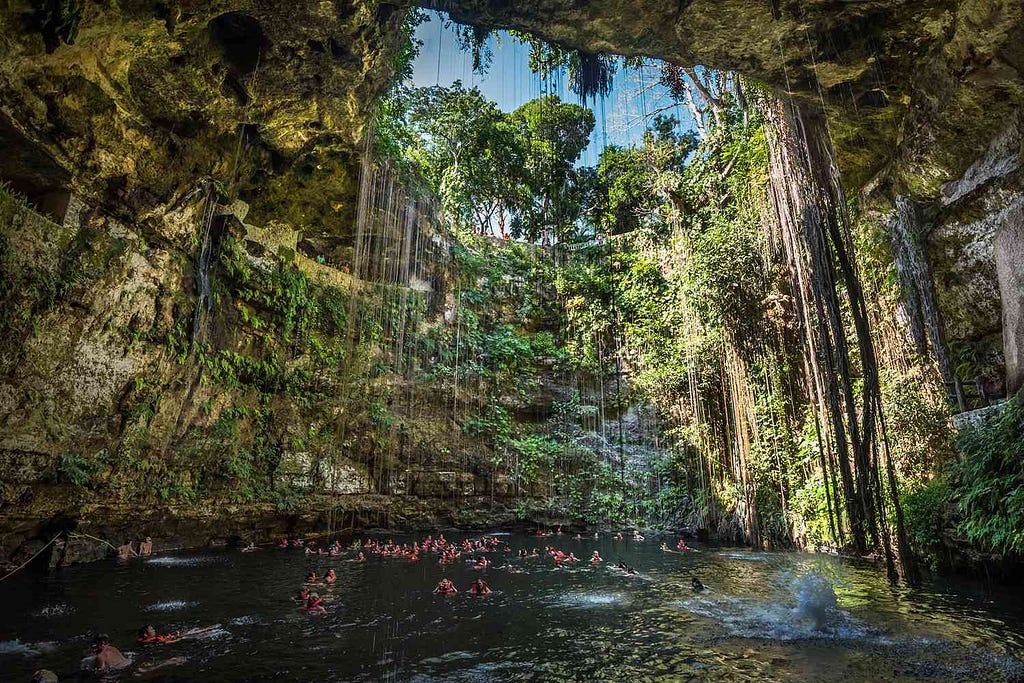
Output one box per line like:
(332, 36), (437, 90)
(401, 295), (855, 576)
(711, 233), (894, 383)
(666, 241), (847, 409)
(2, 1), (1024, 681)
(2, 533), (1023, 681)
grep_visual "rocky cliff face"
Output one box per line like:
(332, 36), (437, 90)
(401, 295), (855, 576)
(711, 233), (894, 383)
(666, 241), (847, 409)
(0, 168), (569, 567)
(0, 0), (409, 238)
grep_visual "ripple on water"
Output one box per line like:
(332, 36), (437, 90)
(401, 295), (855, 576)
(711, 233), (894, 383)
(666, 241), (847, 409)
(146, 600), (198, 611)
(551, 592), (626, 608)
(146, 556), (222, 567)
(34, 603), (74, 617)
(718, 552), (772, 562)
(0, 640), (58, 657)
(419, 650), (478, 665)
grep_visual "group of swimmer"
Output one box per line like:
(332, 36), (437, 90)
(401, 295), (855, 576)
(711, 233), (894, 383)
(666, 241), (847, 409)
(115, 535), (154, 559)
(36, 623), (221, 680)
(275, 529), (704, 617)
(27, 529), (702, 679)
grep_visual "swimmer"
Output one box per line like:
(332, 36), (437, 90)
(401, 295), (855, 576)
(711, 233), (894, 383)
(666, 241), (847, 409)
(474, 556), (490, 568)
(575, 533), (582, 540)
(116, 539), (137, 559)
(590, 551), (602, 564)
(633, 530), (645, 541)
(594, 532), (599, 539)
(305, 592), (326, 615)
(305, 571), (317, 583)
(324, 569), (337, 583)
(90, 634), (130, 670)
(614, 533), (624, 541)
(433, 578), (458, 595)
(660, 542), (670, 551)
(242, 541), (260, 552)
(139, 536), (153, 557)
(691, 577), (705, 591)
(138, 625), (179, 644)
(469, 578), (492, 595)
(677, 539), (690, 551)
(295, 587), (310, 601)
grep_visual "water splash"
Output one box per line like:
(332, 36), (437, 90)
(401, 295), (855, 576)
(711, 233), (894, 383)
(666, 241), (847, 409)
(679, 572), (867, 641)
(791, 572), (837, 629)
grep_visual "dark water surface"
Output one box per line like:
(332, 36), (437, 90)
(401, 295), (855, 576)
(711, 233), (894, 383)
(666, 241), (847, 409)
(2, 532), (1023, 681)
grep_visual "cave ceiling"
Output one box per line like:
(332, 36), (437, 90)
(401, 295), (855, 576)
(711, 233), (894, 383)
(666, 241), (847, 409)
(0, 0), (1020, 234)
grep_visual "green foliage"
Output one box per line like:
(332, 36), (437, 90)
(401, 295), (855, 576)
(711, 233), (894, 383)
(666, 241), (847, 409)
(53, 450), (108, 489)
(385, 83), (595, 241)
(950, 398), (1024, 555)
(0, 184), (124, 373)
(902, 477), (950, 564)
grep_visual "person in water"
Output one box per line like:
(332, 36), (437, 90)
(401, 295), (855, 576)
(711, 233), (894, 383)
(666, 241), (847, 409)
(305, 571), (317, 583)
(324, 569), (337, 583)
(91, 635), (130, 670)
(31, 670), (59, 683)
(296, 587), (310, 601)
(138, 625), (179, 644)
(433, 578), (457, 595)
(691, 577), (705, 591)
(469, 578), (492, 595)
(242, 541), (259, 552)
(677, 539), (690, 551)
(139, 536), (153, 557)
(116, 539), (137, 559)
(305, 592), (326, 615)
(591, 551), (602, 563)
(660, 542), (670, 551)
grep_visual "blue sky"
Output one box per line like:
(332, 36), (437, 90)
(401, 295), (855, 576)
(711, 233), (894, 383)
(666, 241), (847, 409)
(409, 11), (692, 167)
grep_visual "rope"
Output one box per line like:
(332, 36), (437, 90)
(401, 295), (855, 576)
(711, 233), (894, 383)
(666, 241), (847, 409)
(70, 531), (118, 551)
(0, 533), (62, 583)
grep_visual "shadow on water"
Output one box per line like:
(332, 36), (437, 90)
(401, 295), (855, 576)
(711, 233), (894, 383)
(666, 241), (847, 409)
(1, 533), (1023, 681)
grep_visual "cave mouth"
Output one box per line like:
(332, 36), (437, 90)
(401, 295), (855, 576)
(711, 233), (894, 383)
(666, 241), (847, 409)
(208, 11), (265, 79)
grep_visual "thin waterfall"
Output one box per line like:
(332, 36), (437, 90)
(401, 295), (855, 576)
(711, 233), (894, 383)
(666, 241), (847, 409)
(191, 181), (218, 345)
